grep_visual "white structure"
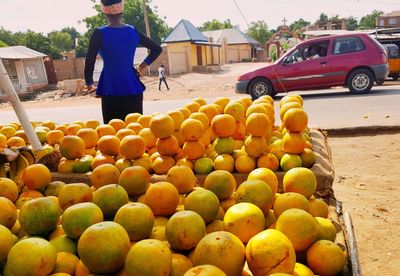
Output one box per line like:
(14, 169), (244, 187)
(0, 46), (48, 97)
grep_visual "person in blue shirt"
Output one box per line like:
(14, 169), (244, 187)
(84, 0), (162, 123)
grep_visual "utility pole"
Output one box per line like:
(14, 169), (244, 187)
(141, 0), (152, 75)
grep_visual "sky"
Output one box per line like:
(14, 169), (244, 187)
(2, 0), (400, 34)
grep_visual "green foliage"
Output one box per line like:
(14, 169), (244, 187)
(289, 18), (310, 31)
(48, 31), (74, 51)
(0, 27), (18, 46)
(0, 40), (8, 47)
(319, 13), (328, 22)
(359, 10), (383, 29)
(246, 20), (272, 45)
(199, 19), (237, 31)
(347, 16), (359, 31)
(76, 36), (89, 58)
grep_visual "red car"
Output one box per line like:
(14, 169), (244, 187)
(236, 33), (389, 98)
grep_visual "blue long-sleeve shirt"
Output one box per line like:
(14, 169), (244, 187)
(84, 25), (162, 96)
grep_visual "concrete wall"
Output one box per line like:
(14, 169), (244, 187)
(53, 57), (85, 81)
(224, 44), (252, 63)
(148, 46), (170, 75)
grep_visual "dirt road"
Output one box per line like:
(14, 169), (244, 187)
(330, 133), (400, 275)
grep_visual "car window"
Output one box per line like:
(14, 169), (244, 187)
(333, 37), (365, 55)
(284, 40), (330, 64)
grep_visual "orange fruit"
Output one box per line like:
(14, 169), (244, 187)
(273, 192), (310, 218)
(171, 254), (193, 276)
(93, 184), (129, 219)
(235, 154), (256, 173)
(246, 229), (296, 275)
(194, 157), (214, 174)
(85, 119), (100, 129)
(126, 122), (143, 133)
(118, 166), (150, 196)
(257, 153), (279, 171)
(211, 114), (236, 137)
(138, 127), (157, 148)
(214, 97), (230, 112)
(300, 148), (315, 168)
(137, 114), (152, 128)
(193, 98), (207, 106)
(125, 113), (141, 124)
(181, 119), (204, 141)
(132, 156), (153, 172)
(184, 188), (220, 224)
(309, 197), (329, 218)
(190, 112), (209, 129)
(247, 168), (279, 195)
(245, 135), (267, 158)
(91, 163), (120, 189)
(58, 183), (93, 210)
(315, 217), (337, 242)
(231, 120), (246, 140)
(185, 101), (201, 113)
(96, 124), (116, 137)
(224, 101), (245, 122)
(193, 231), (245, 276)
(22, 164), (51, 190)
(19, 197), (59, 235)
(115, 128), (135, 140)
(0, 133), (8, 149)
(178, 107), (192, 119)
(145, 182), (179, 216)
(280, 95), (303, 108)
(166, 165), (196, 194)
(108, 119), (126, 132)
(235, 179), (274, 215)
(156, 135), (180, 156)
(224, 202), (265, 243)
(41, 120), (55, 130)
(75, 259), (91, 276)
(52, 252), (79, 274)
(66, 124), (82, 135)
(182, 140), (206, 160)
(213, 137), (234, 155)
(167, 110), (185, 131)
(77, 128), (99, 149)
(203, 170), (236, 200)
(199, 104), (220, 124)
(119, 135), (146, 160)
(62, 202), (104, 239)
(246, 112), (271, 137)
(283, 167), (317, 199)
(59, 136), (85, 160)
(3, 237), (57, 276)
(114, 202), (154, 241)
(150, 113), (175, 138)
(91, 154), (115, 169)
(279, 101), (302, 120)
(283, 108), (308, 132)
(0, 178), (19, 202)
(306, 240), (345, 275)
(0, 125), (16, 139)
(280, 153), (302, 171)
(213, 154), (234, 172)
(6, 136), (26, 148)
(125, 239), (172, 276)
(78, 221), (130, 274)
(97, 135), (120, 156)
(245, 104), (268, 117)
(0, 224), (14, 267)
(0, 196), (17, 229)
(55, 125), (68, 135)
(47, 130), (64, 145)
(276, 208), (318, 251)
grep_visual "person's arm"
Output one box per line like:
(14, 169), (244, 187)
(84, 29), (102, 87)
(136, 29), (162, 75)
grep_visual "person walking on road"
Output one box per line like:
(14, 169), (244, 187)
(84, 0), (162, 123)
(158, 64), (169, 91)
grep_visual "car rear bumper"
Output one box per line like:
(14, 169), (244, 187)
(371, 64), (389, 81)
(235, 80), (250, 94)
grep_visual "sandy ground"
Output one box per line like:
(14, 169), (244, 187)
(330, 133), (400, 275)
(0, 63), (267, 111)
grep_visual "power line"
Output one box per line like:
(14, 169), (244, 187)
(232, 0), (250, 28)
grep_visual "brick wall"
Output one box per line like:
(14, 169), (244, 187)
(147, 46), (169, 75)
(53, 57), (85, 81)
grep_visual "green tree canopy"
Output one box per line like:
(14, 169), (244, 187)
(0, 27), (18, 46)
(346, 16), (359, 31)
(289, 18), (310, 32)
(246, 20), (272, 45)
(319, 13), (328, 22)
(48, 31), (74, 51)
(0, 40), (8, 47)
(198, 19), (237, 31)
(359, 10), (383, 29)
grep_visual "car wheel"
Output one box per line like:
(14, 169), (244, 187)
(347, 69), (374, 94)
(392, 73), (399, 81)
(249, 78), (274, 99)
(376, 80), (384, 85)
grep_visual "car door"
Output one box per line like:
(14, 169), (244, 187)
(274, 40), (331, 91)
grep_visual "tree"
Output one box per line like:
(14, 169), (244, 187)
(48, 31), (74, 51)
(61, 27), (80, 47)
(319, 13), (328, 22)
(82, 0), (171, 45)
(0, 27), (18, 46)
(246, 20), (272, 45)
(0, 40), (7, 47)
(346, 16), (359, 31)
(199, 19), (237, 31)
(359, 10), (383, 29)
(17, 30), (62, 59)
(289, 18), (310, 33)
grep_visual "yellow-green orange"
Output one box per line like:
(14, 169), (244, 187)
(118, 166), (150, 196)
(166, 165), (196, 194)
(283, 167), (317, 199)
(184, 188), (220, 224)
(235, 179), (274, 215)
(0, 224), (14, 266)
(273, 192), (310, 218)
(184, 264), (227, 276)
(58, 183), (93, 210)
(91, 163), (120, 189)
(247, 168), (278, 195)
(0, 178), (18, 202)
(280, 153), (302, 172)
(306, 240), (345, 275)
(204, 170), (236, 200)
(315, 217), (337, 242)
(309, 197), (329, 218)
(171, 254), (193, 276)
(93, 184), (129, 219)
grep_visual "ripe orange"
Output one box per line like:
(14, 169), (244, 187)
(91, 163), (120, 189)
(181, 118), (204, 141)
(166, 165), (196, 194)
(145, 182), (179, 216)
(156, 135), (180, 156)
(182, 140), (206, 160)
(0, 196), (17, 229)
(213, 97), (230, 112)
(119, 135), (146, 160)
(0, 178), (19, 202)
(224, 101), (245, 122)
(125, 113), (141, 124)
(118, 166), (150, 196)
(58, 183), (93, 210)
(273, 192), (310, 218)
(59, 136), (85, 160)
(93, 184), (129, 219)
(77, 128), (99, 149)
(279, 101), (302, 120)
(282, 132), (306, 154)
(283, 167), (317, 199)
(185, 101), (202, 113)
(126, 122), (143, 133)
(190, 112), (209, 129)
(204, 170), (236, 200)
(248, 168), (278, 195)
(96, 124), (116, 137)
(97, 135), (120, 156)
(66, 124), (83, 136)
(138, 115), (152, 128)
(108, 119), (126, 132)
(257, 153), (279, 171)
(235, 179), (274, 215)
(115, 128), (136, 140)
(6, 136), (26, 148)
(306, 240), (345, 275)
(184, 188), (220, 224)
(211, 114), (236, 137)
(283, 108), (308, 132)
(47, 130), (64, 145)
(167, 110), (185, 131)
(152, 155), (176, 175)
(150, 113), (175, 139)
(246, 112), (271, 137)
(91, 154), (115, 169)
(22, 164), (51, 190)
(85, 119), (100, 129)
(198, 104), (220, 125)
(245, 135), (267, 158)
(213, 154), (234, 172)
(178, 107), (192, 119)
(235, 154), (256, 173)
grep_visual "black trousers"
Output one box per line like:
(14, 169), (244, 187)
(101, 94), (143, 124)
(159, 77), (169, 90)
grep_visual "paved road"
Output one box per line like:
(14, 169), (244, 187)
(0, 85), (399, 129)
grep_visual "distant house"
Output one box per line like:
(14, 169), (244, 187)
(203, 28), (262, 63)
(377, 11), (400, 28)
(306, 19), (348, 32)
(163, 19), (222, 74)
(0, 46), (49, 96)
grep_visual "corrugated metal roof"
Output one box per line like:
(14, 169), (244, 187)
(0, 46), (46, 59)
(203, 29), (260, 45)
(382, 10), (400, 17)
(164, 19), (208, 43)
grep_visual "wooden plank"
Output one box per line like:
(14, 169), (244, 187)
(343, 212), (362, 276)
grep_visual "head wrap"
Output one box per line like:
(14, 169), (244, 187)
(101, 0), (125, 15)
